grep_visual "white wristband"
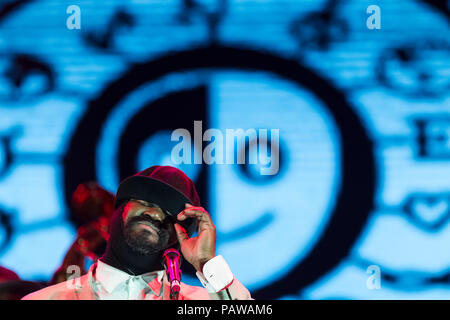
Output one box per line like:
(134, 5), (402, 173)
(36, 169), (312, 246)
(195, 255), (234, 292)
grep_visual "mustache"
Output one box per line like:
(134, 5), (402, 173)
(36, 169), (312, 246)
(126, 214), (172, 230)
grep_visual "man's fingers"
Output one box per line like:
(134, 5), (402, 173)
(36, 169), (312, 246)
(177, 203), (216, 233)
(178, 208), (213, 225)
(174, 223), (189, 244)
(178, 211), (215, 235)
(178, 209), (206, 220)
(178, 205), (207, 219)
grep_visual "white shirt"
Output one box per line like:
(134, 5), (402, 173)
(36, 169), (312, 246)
(90, 255), (235, 300)
(22, 255), (251, 300)
(92, 260), (165, 300)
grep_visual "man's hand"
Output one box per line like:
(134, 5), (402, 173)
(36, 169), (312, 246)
(174, 203), (216, 272)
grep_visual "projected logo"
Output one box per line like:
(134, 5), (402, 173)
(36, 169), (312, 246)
(64, 46), (375, 299)
(0, 0), (448, 299)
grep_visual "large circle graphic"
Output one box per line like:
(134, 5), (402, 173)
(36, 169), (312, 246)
(64, 45), (376, 299)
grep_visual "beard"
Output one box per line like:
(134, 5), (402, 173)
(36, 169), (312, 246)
(123, 215), (173, 255)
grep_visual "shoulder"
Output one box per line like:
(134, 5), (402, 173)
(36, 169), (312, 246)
(21, 274), (90, 300)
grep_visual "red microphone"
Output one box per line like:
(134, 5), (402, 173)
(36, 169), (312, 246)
(162, 248), (181, 300)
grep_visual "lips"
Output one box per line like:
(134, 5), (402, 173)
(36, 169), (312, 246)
(137, 220), (159, 231)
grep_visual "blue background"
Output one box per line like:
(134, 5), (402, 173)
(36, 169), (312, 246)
(0, 0), (449, 299)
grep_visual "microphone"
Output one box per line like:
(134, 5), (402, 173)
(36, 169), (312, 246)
(162, 248), (181, 300)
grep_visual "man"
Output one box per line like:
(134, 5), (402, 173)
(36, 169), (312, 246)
(22, 165), (251, 300)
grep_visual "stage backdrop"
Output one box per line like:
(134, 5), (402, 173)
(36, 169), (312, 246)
(0, 0), (449, 299)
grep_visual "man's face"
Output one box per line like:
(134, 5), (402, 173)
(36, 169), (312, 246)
(122, 199), (177, 255)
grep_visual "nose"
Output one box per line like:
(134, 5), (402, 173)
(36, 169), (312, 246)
(143, 208), (166, 222)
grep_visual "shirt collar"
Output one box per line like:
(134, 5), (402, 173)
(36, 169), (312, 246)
(94, 260), (165, 296)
